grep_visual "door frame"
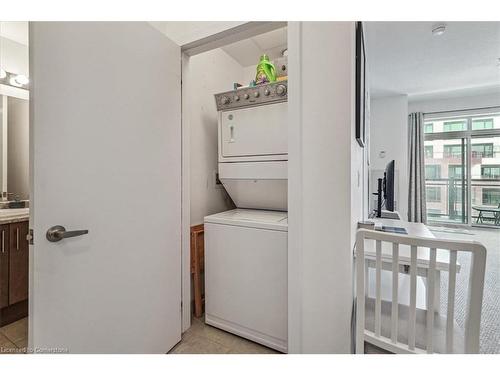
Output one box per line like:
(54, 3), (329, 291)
(177, 21), (287, 333)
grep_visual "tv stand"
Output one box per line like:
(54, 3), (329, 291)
(379, 210), (401, 220)
(372, 177), (400, 220)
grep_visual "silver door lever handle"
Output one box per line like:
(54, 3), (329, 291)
(46, 225), (89, 242)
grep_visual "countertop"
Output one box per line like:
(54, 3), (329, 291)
(0, 208), (30, 224)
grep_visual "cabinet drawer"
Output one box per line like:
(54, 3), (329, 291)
(9, 221), (29, 305)
(0, 225), (9, 308)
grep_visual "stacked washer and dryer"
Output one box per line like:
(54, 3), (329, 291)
(204, 80), (288, 353)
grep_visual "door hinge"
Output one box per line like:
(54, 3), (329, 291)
(27, 229), (34, 245)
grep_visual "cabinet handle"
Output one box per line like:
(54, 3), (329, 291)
(16, 228), (20, 250)
(1, 230), (4, 253)
(229, 125), (235, 143)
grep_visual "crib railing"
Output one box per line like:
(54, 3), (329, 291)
(355, 229), (487, 354)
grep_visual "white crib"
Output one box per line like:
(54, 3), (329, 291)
(355, 229), (487, 354)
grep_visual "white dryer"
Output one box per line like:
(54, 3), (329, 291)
(204, 81), (288, 352)
(215, 81), (288, 211)
(204, 209), (288, 352)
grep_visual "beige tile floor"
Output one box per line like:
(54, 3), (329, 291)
(1, 315), (278, 354)
(0, 317), (28, 354)
(169, 316), (279, 354)
(0, 316), (387, 354)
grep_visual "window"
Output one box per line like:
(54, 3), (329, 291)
(443, 120), (467, 132)
(444, 144), (463, 158)
(482, 188), (500, 206)
(425, 165), (441, 179)
(448, 165), (463, 179)
(425, 145), (434, 158)
(481, 165), (500, 179)
(472, 118), (494, 130)
(424, 112), (500, 226)
(453, 186), (464, 203)
(426, 187), (441, 202)
(471, 143), (493, 158)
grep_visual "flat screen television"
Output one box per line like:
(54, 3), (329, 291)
(384, 160), (395, 212)
(374, 160), (395, 217)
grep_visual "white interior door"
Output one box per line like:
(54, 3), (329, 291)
(29, 22), (182, 353)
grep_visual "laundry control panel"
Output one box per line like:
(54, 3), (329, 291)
(215, 81), (287, 111)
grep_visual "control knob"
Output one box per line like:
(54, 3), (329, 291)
(244, 93), (250, 99)
(234, 95), (240, 101)
(264, 89), (271, 96)
(276, 84), (287, 96)
(254, 91), (260, 98)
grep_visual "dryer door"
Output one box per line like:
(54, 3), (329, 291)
(220, 102), (287, 159)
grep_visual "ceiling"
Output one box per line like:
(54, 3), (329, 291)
(0, 21), (286, 68)
(365, 22), (500, 99)
(0, 21), (28, 45)
(151, 22), (287, 66)
(150, 21), (246, 46)
(2, 22), (249, 48)
(221, 27), (287, 67)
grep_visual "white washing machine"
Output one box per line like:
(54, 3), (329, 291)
(205, 81), (288, 352)
(204, 209), (288, 352)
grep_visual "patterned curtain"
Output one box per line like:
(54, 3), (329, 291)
(408, 112), (427, 223)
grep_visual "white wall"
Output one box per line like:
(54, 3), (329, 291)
(242, 65), (257, 85)
(186, 48), (241, 225)
(0, 36), (29, 76)
(370, 95), (409, 220)
(288, 21), (359, 354)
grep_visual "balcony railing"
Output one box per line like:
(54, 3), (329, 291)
(425, 177), (500, 227)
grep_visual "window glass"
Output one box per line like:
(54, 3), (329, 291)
(472, 118), (494, 130)
(481, 165), (500, 179)
(425, 165), (441, 179)
(423, 118), (467, 134)
(443, 144), (463, 158)
(453, 186), (464, 203)
(482, 188), (500, 206)
(423, 114), (500, 134)
(425, 145), (434, 158)
(448, 165), (463, 179)
(424, 113), (500, 226)
(426, 186), (441, 202)
(443, 120), (467, 132)
(471, 143), (494, 158)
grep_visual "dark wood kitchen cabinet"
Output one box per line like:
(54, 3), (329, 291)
(0, 224), (9, 309)
(0, 220), (29, 326)
(9, 221), (29, 305)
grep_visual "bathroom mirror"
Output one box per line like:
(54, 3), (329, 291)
(0, 93), (29, 201)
